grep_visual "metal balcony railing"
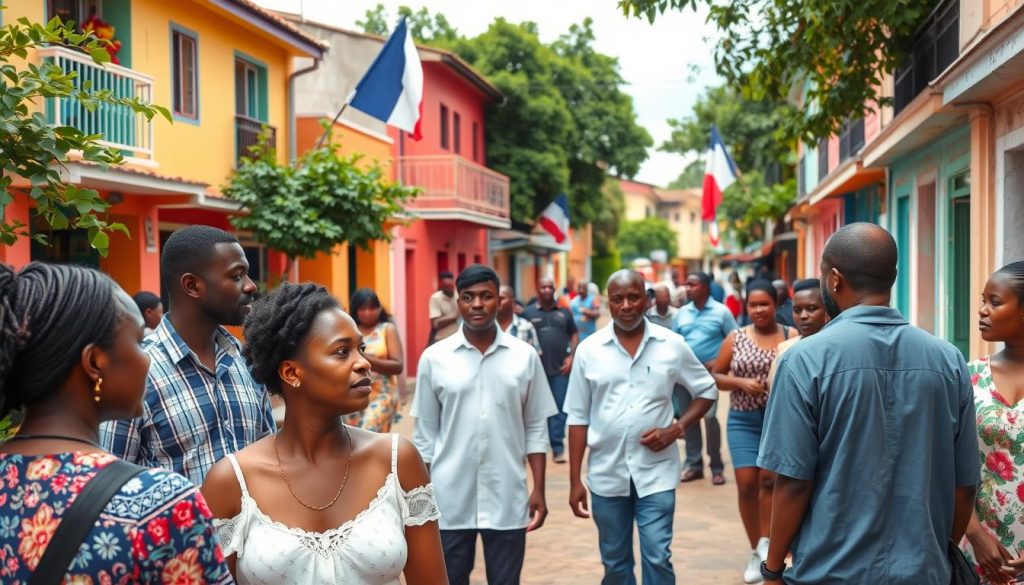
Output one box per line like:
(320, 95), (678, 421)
(37, 46), (154, 160)
(399, 155), (510, 222)
(235, 115), (275, 165)
(893, 0), (960, 115)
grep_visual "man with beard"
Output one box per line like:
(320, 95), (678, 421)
(567, 270), (716, 584)
(757, 223), (979, 585)
(413, 265), (556, 585)
(101, 226), (275, 484)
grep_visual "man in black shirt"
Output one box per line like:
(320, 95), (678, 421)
(522, 276), (579, 463)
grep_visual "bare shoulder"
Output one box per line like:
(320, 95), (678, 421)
(200, 456), (244, 520)
(395, 436), (430, 491)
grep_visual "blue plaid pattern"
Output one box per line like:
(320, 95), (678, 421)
(100, 316), (275, 485)
(507, 314), (542, 354)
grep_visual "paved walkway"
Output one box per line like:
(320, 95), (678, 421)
(393, 398), (753, 584)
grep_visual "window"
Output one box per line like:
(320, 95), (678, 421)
(49, 0), (101, 25)
(453, 112), (462, 154)
(235, 59), (260, 120)
(893, 0), (959, 115)
(473, 254), (482, 265)
(838, 118), (865, 161)
(472, 122), (480, 162)
(436, 251), (449, 275)
(674, 212), (681, 222)
(172, 29), (198, 119)
(690, 212), (697, 223)
(818, 138), (829, 180)
(457, 253), (467, 273)
(440, 104), (450, 150)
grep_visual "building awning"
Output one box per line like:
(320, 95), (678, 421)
(490, 228), (572, 254)
(861, 92), (967, 168)
(941, 7), (1024, 105)
(807, 158), (886, 206)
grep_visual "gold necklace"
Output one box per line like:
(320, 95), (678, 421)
(274, 425), (353, 511)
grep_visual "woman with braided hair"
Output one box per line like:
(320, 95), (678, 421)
(200, 282), (447, 584)
(0, 262), (231, 584)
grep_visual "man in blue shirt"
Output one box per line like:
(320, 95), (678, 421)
(674, 271), (737, 485)
(758, 223), (979, 585)
(570, 280), (601, 341)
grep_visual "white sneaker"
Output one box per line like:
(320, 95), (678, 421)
(743, 550), (763, 583)
(757, 537), (770, 562)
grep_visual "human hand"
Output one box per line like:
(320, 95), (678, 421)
(738, 378), (766, 395)
(560, 356), (573, 376)
(527, 490), (547, 532)
(968, 530), (1016, 584)
(569, 481), (590, 519)
(640, 425), (682, 452)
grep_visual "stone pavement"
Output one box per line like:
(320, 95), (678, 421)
(393, 398), (753, 584)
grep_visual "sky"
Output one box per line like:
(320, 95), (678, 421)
(255, 0), (721, 187)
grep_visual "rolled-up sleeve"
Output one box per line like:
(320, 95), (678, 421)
(565, 351), (591, 425)
(674, 340), (717, 401)
(757, 357), (818, 480)
(100, 379), (152, 464)
(524, 353), (557, 454)
(953, 358), (981, 487)
(411, 355), (441, 465)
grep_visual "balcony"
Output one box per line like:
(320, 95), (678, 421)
(399, 155), (510, 227)
(893, 0), (960, 115)
(37, 46), (154, 160)
(235, 115), (276, 165)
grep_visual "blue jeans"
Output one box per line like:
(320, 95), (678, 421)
(676, 389), (724, 474)
(547, 373), (569, 455)
(591, 483), (676, 585)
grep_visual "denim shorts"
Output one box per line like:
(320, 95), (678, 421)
(727, 408), (766, 469)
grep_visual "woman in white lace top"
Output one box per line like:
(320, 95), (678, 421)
(201, 283), (447, 585)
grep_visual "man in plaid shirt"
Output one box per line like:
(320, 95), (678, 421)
(100, 227), (275, 484)
(498, 285), (541, 354)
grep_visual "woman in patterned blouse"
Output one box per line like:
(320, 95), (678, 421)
(0, 262), (231, 584)
(962, 262), (1024, 584)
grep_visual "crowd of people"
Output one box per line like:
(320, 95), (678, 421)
(0, 221), (1021, 585)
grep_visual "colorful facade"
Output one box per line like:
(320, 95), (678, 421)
(617, 179), (705, 279)
(2, 0), (324, 298)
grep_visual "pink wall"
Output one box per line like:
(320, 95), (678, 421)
(399, 219), (489, 375)
(0, 192), (32, 267)
(809, 198), (844, 276)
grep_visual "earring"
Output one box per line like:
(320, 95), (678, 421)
(291, 380), (300, 388)
(93, 377), (103, 404)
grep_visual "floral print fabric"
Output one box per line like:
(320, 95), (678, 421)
(0, 451), (232, 584)
(961, 357), (1024, 584)
(344, 322), (402, 432)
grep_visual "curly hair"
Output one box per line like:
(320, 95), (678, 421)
(0, 262), (125, 416)
(242, 282), (339, 395)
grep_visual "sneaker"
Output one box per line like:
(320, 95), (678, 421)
(553, 452), (566, 464)
(756, 537), (770, 562)
(743, 550), (763, 584)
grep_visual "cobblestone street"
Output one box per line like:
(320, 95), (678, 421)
(394, 399), (751, 584)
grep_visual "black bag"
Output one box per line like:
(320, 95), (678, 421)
(29, 460), (146, 585)
(948, 539), (981, 585)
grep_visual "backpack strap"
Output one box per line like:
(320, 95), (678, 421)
(29, 459), (146, 585)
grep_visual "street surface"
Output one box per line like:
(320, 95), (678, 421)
(393, 398), (751, 584)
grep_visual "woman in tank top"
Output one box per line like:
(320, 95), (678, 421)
(201, 283), (446, 585)
(344, 288), (405, 432)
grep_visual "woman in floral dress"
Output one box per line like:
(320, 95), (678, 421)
(343, 288), (405, 432)
(0, 262), (230, 584)
(963, 262), (1024, 584)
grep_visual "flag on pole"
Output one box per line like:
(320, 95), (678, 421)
(538, 194), (571, 243)
(347, 18), (424, 140)
(701, 125), (738, 247)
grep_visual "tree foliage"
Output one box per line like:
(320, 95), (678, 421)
(0, 13), (170, 254)
(618, 0), (935, 142)
(223, 129), (417, 280)
(360, 10), (652, 227)
(667, 159), (704, 189)
(357, 4), (459, 44)
(719, 172), (796, 248)
(618, 216), (678, 260)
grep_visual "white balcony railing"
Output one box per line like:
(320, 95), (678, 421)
(399, 155), (510, 223)
(37, 46), (155, 160)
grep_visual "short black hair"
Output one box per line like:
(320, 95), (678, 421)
(160, 226), (240, 298)
(822, 222), (897, 294)
(438, 271), (454, 280)
(994, 261), (1024, 301)
(0, 263), (131, 416)
(793, 278), (823, 295)
(133, 291), (161, 313)
(349, 288), (390, 325)
(242, 282), (339, 395)
(746, 279), (778, 305)
(689, 271), (711, 287)
(456, 265), (500, 292)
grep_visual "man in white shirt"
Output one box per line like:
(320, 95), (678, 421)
(567, 270), (717, 585)
(413, 265), (557, 585)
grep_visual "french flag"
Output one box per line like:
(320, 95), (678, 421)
(347, 18), (424, 140)
(701, 125), (738, 247)
(538, 194), (570, 244)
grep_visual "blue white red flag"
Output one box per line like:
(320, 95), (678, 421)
(347, 18), (424, 140)
(701, 125), (738, 247)
(538, 194), (570, 243)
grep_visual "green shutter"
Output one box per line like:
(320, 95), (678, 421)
(950, 196), (971, 358)
(896, 194), (911, 317)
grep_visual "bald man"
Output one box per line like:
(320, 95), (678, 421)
(757, 223), (979, 585)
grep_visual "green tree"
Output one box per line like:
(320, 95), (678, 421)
(223, 129), (418, 280)
(0, 13), (170, 254)
(718, 172), (796, 248)
(667, 159), (704, 189)
(618, 216), (678, 260)
(591, 178), (627, 290)
(357, 4), (459, 44)
(618, 0), (934, 142)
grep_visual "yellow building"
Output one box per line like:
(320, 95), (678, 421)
(1, 0), (324, 296)
(655, 188), (704, 273)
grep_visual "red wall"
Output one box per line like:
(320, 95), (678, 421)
(400, 219), (489, 375)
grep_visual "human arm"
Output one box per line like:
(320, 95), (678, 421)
(526, 453), (548, 531)
(568, 425), (590, 518)
(396, 438), (448, 585)
(428, 295), (459, 331)
(200, 458), (244, 577)
(966, 512), (1017, 584)
(710, 330), (766, 394)
(764, 474), (814, 574)
(410, 356), (440, 468)
(561, 320), (579, 375)
(580, 298), (601, 319)
(363, 322), (404, 376)
(523, 354), (556, 530)
(642, 340), (717, 451)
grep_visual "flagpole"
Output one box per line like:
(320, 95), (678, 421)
(313, 89), (357, 151)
